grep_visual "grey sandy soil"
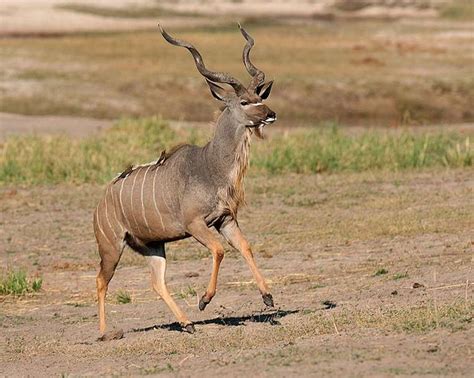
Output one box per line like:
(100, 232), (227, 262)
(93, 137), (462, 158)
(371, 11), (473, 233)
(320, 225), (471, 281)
(0, 112), (207, 141)
(0, 0), (213, 36)
(0, 0), (438, 36)
(0, 170), (472, 376)
(0, 112), (112, 140)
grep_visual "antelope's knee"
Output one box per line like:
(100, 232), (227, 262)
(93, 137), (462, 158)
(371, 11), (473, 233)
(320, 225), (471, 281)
(241, 244), (254, 258)
(152, 281), (166, 298)
(96, 274), (106, 291)
(213, 245), (225, 261)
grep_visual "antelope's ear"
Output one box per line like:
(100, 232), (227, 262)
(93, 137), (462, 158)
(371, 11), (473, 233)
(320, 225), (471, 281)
(257, 80), (273, 100)
(206, 79), (227, 102)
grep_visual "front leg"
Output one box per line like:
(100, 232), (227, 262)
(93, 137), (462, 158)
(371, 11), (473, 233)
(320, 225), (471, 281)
(219, 220), (274, 307)
(187, 219), (225, 311)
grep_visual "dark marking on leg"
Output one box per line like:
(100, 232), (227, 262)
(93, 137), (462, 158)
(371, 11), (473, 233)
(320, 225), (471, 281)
(262, 293), (274, 308)
(199, 296), (210, 311)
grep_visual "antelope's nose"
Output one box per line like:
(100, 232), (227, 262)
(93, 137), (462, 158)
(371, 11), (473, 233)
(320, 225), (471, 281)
(265, 111), (277, 124)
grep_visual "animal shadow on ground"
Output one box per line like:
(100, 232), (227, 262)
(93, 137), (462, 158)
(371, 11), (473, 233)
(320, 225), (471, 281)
(131, 309), (300, 334)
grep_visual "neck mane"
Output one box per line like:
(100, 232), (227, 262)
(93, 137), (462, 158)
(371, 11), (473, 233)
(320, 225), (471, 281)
(208, 108), (251, 217)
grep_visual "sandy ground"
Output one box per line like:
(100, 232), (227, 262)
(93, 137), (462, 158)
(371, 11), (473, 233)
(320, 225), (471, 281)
(0, 170), (472, 376)
(0, 0), (216, 35)
(0, 0), (438, 35)
(0, 112), (112, 140)
(1, 0), (154, 35)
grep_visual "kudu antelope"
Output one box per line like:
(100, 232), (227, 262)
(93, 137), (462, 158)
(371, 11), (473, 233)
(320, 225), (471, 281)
(94, 24), (277, 335)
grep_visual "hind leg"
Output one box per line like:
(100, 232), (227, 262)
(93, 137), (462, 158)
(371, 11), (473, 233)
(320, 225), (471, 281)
(97, 241), (124, 335)
(147, 243), (194, 333)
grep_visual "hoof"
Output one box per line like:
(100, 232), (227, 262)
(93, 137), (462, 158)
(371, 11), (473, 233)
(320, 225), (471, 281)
(184, 323), (195, 334)
(262, 293), (274, 308)
(199, 296), (210, 311)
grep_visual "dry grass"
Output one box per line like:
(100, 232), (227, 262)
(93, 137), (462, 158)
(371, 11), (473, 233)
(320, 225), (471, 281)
(1, 20), (472, 125)
(440, 0), (474, 20)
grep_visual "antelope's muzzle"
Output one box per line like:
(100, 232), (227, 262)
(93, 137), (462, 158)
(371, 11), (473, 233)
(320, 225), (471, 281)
(263, 110), (277, 125)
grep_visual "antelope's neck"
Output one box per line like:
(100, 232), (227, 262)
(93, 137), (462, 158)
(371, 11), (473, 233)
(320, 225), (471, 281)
(206, 109), (251, 215)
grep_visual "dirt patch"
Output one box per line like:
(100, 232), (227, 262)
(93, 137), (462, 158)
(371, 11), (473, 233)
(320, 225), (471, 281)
(0, 0), (217, 36)
(0, 0), (441, 36)
(0, 170), (472, 376)
(160, 0), (438, 19)
(0, 112), (112, 140)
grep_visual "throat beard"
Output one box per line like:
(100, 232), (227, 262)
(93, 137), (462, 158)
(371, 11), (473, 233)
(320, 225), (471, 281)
(253, 124), (265, 139)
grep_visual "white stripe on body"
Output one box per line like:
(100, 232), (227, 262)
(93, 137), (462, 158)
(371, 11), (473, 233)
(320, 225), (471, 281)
(141, 166), (153, 234)
(119, 175), (132, 231)
(104, 186), (118, 240)
(95, 205), (113, 247)
(152, 166), (165, 231)
(130, 170), (142, 234)
(109, 184), (124, 234)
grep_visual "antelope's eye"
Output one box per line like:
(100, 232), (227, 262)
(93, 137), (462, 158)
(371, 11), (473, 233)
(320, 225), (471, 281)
(240, 100), (249, 106)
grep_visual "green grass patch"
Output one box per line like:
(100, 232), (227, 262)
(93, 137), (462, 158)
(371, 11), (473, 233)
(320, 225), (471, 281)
(374, 268), (389, 276)
(0, 117), (176, 185)
(176, 285), (197, 299)
(440, 0), (474, 20)
(0, 270), (43, 296)
(0, 118), (472, 185)
(253, 125), (472, 174)
(116, 290), (131, 304)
